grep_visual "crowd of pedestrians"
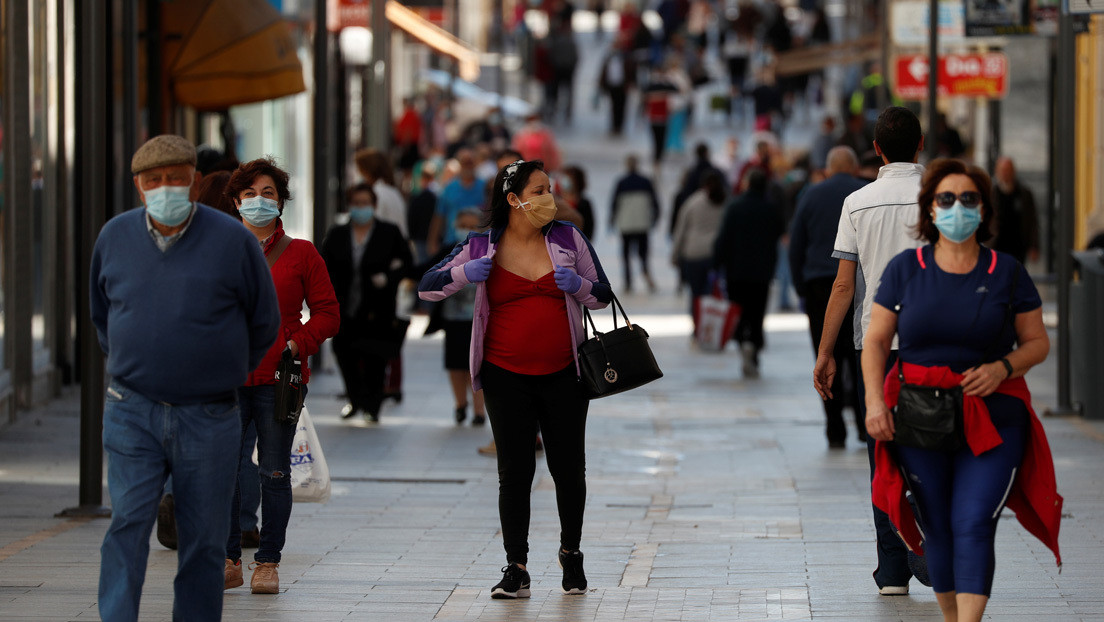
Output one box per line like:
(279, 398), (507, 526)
(83, 2), (1066, 619)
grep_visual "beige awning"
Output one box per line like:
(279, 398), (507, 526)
(385, 0), (481, 82)
(162, 0), (306, 111)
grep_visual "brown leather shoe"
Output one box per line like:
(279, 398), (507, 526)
(249, 562), (280, 594)
(224, 559), (243, 590)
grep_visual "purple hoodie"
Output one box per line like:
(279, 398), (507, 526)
(418, 220), (612, 390)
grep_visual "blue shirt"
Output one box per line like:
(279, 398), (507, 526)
(436, 178), (486, 246)
(90, 204), (281, 404)
(874, 245), (1041, 374)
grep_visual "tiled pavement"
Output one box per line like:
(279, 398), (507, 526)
(3, 27), (1104, 622)
(2, 298), (1103, 621)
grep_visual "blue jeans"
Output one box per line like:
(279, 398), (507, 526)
(99, 381), (240, 622)
(226, 385), (296, 564)
(238, 420), (261, 531)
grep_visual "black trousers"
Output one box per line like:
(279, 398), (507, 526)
(608, 86), (628, 134)
(621, 232), (652, 290)
(803, 276), (863, 443)
(481, 361), (589, 565)
(331, 318), (387, 415)
(725, 279), (769, 350)
(649, 122), (668, 162)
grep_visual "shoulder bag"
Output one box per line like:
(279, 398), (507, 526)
(893, 249), (1019, 451)
(578, 293), (663, 399)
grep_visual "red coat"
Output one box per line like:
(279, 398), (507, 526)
(872, 361), (1062, 568)
(246, 225), (341, 387)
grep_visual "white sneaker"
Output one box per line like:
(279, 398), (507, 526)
(878, 585), (909, 595)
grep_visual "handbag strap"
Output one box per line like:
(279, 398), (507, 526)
(266, 234), (293, 270)
(582, 292), (633, 340)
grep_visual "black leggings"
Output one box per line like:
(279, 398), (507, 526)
(481, 361), (589, 565)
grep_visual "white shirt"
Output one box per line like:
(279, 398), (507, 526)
(372, 180), (408, 239)
(832, 162), (925, 349)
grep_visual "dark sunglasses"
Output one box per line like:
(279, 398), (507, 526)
(934, 191), (982, 209)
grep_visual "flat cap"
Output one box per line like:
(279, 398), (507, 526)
(131, 134), (197, 174)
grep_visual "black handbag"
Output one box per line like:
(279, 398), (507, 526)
(578, 293), (663, 399)
(274, 348), (305, 425)
(892, 254), (1019, 451)
(894, 371), (965, 452)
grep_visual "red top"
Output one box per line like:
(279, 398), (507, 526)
(247, 225), (341, 387)
(873, 361), (1062, 568)
(483, 263), (574, 375)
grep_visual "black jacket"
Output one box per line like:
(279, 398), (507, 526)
(713, 189), (785, 283)
(319, 221), (412, 324)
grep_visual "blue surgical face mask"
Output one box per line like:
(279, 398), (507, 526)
(348, 206), (375, 225)
(454, 227), (473, 241)
(933, 202), (982, 243)
(144, 184), (193, 226)
(238, 196), (281, 227)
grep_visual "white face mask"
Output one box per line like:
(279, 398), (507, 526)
(144, 184), (193, 226)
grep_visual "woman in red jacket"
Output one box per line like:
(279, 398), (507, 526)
(221, 158), (340, 595)
(863, 159), (1060, 622)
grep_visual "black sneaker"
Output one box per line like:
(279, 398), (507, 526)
(156, 494), (177, 550)
(558, 549), (587, 595)
(490, 563), (531, 599)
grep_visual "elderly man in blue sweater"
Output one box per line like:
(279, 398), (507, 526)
(90, 134), (280, 622)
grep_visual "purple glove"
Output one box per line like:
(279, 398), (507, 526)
(553, 265), (583, 294)
(463, 257), (493, 283)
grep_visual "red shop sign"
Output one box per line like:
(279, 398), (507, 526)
(895, 53), (1009, 99)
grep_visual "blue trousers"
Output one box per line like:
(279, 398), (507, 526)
(895, 423), (1027, 596)
(226, 385), (297, 564)
(238, 420), (261, 532)
(99, 381), (240, 622)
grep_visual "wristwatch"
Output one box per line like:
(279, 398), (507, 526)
(999, 357), (1014, 379)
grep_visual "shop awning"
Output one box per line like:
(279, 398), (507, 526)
(385, 0), (481, 82)
(162, 0), (306, 111)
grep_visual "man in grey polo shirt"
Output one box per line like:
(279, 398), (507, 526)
(812, 107), (926, 595)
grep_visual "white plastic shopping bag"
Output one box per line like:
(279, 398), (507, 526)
(694, 293), (740, 352)
(289, 407), (331, 503)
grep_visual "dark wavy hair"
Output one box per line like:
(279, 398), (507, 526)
(915, 158), (993, 244)
(483, 160), (546, 230)
(225, 157), (292, 213)
(701, 170), (727, 205)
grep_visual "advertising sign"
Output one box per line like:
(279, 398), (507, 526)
(892, 0), (967, 46)
(895, 53), (1010, 99)
(965, 0), (1060, 36)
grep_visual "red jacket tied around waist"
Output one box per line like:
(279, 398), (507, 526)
(872, 361), (1062, 567)
(246, 226), (341, 387)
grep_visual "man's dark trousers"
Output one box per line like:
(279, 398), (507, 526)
(855, 349), (914, 589)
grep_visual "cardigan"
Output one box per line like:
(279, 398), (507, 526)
(245, 225), (341, 387)
(417, 220), (611, 390)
